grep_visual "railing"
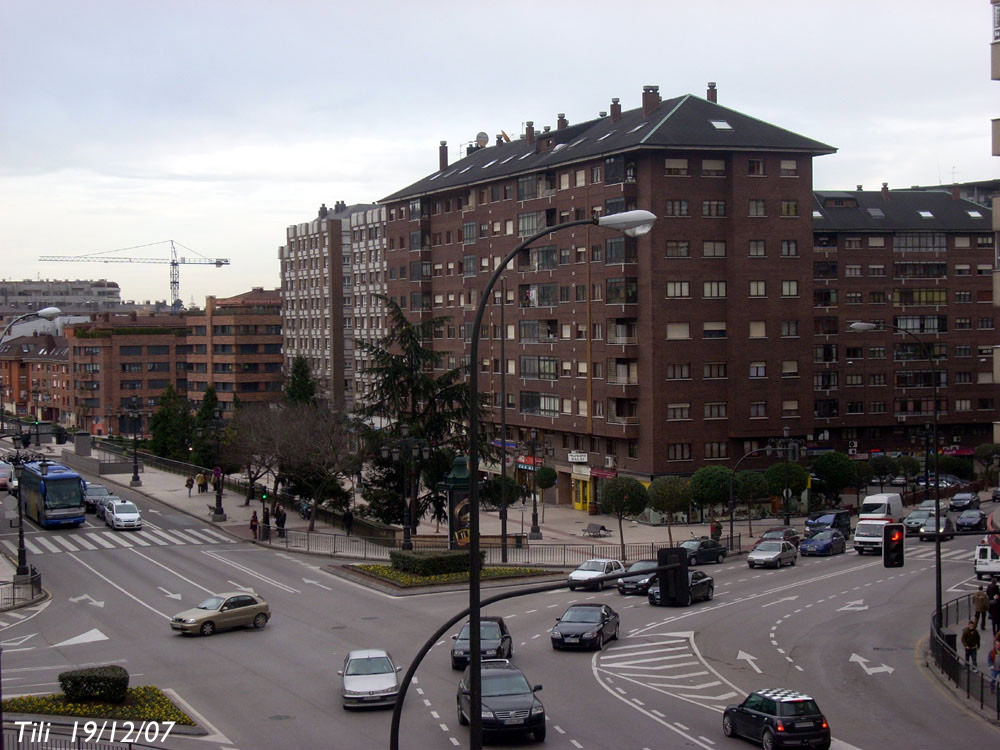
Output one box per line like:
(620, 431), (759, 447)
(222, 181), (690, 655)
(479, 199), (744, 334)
(929, 592), (1000, 720)
(1, 725), (163, 749)
(0, 569), (43, 610)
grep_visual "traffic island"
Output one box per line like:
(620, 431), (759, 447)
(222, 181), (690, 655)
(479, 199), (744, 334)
(1, 685), (197, 729)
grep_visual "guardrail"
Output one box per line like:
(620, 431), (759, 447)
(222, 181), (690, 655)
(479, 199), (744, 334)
(0, 569), (42, 610)
(929, 592), (1000, 720)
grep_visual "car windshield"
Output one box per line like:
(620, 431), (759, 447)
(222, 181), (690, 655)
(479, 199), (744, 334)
(345, 656), (392, 676)
(761, 531), (785, 539)
(680, 541), (701, 550)
(113, 503), (138, 514)
(756, 542), (782, 552)
(196, 596), (225, 610)
(482, 674), (531, 697)
(578, 561), (606, 572)
(811, 531), (833, 541)
(811, 515), (834, 524)
(561, 607), (601, 624)
(458, 622), (502, 639)
(88, 486), (110, 497)
(908, 511), (930, 519)
(960, 511), (981, 520)
(778, 699), (821, 717)
(627, 561), (658, 572)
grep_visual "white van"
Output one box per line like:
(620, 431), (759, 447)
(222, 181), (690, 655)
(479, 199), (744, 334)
(853, 519), (890, 555)
(974, 539), (1000, 580)
(859, 493), (904, 523)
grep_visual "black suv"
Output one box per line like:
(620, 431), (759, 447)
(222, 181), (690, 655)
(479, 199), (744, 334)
(84, 483), (112, 513)
(456, 660), (545, 742)
(723, 688), (830, 749)
(451, 616), (512, 669)
(804, 509), (851, 539)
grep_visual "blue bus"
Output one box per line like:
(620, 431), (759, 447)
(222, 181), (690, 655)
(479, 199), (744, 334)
(20, 461), (86, 528)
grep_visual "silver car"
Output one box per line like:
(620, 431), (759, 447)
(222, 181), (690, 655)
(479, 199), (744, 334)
(94, 495), (122, 521)
(747, 540), (797, 569)
(339, 649), (401, 709)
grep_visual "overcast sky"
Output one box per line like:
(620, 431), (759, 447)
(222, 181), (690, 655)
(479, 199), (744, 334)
(1, 0), (995, 306)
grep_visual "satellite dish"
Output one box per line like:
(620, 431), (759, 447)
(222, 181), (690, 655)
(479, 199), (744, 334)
(475, 131), (489, 148)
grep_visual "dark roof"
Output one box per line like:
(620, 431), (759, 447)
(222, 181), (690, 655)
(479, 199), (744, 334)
(812, 189), (992, 232)
(383, 94), (835, 202)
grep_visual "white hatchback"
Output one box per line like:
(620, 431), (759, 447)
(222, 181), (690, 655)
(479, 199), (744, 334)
(568, 558), (625, 591)
(105, 500), (142, 530)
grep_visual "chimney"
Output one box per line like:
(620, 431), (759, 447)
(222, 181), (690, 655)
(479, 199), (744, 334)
(610, 98), (622, 122)
(642, 85), (661, 116)
(706, 82), (717, 103)
(557, 113), (568, 130)
(856, 185), (863, 191)
(881, 182), (889, 200)
(525, 121), (535, 145)
(599, 111), (607, 118)
(439, 141), (448, 171)
(496, 133), (504, 146)
(318, 203), (328, 219)
(543, 125), (551, 133)
(951, 183), (961, 200)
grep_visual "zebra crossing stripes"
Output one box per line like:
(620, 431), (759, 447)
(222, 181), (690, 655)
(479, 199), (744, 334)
(906, 547), (971, 561)
(7, 527), (238, 555)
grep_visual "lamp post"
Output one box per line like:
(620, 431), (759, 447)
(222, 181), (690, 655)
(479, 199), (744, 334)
(196, 407), (227, 522)
(11, 457), (29, 577)
(522, 428), (543, 540)
(123, 395), (143, 487)
(768, 426), (805, 526)
(728, 445), (772, 551)
(458, 209), (655, 750)
(380, 423), (430, 551)
(849, 320), (942, 623)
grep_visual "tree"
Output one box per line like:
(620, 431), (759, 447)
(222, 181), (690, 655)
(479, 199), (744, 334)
(733, 471), (768, 538)
(284, 356), (317, 406)
(222, 404), (281, 505)
(480, 474), (521, 511)
(852, 462), (875, 507)
(689, 466), (732, 523)
(535, 466), (556, 519)
(974, 442), (1000, 482)
(811, 452), (856, 505)
(869, 455), (896, 491)
(763, 463), (809, 514)
(148, 385), (193, 462)
(896, 455), (921, 487)
(190, 384), (222, 469)
(599, 477), (649, 562)
(646, 475), (690, 546)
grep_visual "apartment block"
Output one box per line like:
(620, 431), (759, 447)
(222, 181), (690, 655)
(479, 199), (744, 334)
(346, 206), (388, 410)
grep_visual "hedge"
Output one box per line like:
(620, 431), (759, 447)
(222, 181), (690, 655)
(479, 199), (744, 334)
(389, 549), (484, 576)
(58, 665), (130, 704)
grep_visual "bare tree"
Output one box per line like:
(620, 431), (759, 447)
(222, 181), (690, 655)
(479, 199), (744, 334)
(221, 404), (281, 505)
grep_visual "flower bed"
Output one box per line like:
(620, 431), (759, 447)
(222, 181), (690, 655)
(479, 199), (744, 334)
(2, 685), (195, 725)
(353, 564), (551, 587)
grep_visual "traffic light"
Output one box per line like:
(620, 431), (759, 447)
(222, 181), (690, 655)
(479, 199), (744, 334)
(656, 547), (689, 605)
(883, 523), (905, 568)
(260, 486), (268, 502)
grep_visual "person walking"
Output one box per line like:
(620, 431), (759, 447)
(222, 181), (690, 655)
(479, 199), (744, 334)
(261, 506), (270, 541)
(196, 471), (207, 494)
(343, 508), (354, 536)
(987, 576), (1000, 603)
(990, 594), (1000, 638)
(989, 635), (1000, 693)
(250, 510), (259, 541)
(276, 504), (286, 538)
(962, 620), (981, 668)
(185, 475), (194, 497)
(973, 585), (990, 630)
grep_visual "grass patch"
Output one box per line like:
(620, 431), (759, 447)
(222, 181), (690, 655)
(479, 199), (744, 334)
(353, 564), (552, 587)
(2, 685), (195, 725)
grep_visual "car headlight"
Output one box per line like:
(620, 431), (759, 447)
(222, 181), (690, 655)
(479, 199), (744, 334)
(481, 709), (494, 720)
(551, 629), (561, 637)
(182, 618), (197, 624)
(453, 649), (467, 655)
(531, 704), (544, 716)
(583, 630), (597, 638)
(344, 689), (365, 696)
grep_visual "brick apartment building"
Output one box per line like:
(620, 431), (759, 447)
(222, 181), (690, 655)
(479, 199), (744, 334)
(0, 334), (71, 426)
(374, 83), (998, 509)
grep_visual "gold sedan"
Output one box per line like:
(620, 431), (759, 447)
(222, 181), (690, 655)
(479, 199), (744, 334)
(170, 592), (270, 636)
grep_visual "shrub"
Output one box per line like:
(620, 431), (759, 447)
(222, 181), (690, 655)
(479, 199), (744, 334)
(58, 665), (129, 704)
(389, 550), (483, 576)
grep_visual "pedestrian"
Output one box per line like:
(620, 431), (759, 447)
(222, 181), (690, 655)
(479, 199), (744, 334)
(261, 506), (270, 541)
(990, 635), (1000, 692)
(973, 585), (990, 630)
(990, 594), (1000, 638)
(987, 576), (1000, 603)
(962, 620), (981, 668)
(185, 475), (194, 497)
(276, 503), (286, 538)
(343, 508), (354, 536)
(213, 465), (222, 486)
(250, 510), (259, 540)
(196, 471), (207, 494)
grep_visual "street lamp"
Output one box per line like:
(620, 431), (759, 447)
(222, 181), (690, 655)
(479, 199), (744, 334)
(768, 426), (805, 526)
(849, 320), (942, 624)
(459, 209), (655, 750)
(122, 395), (144, 487)
(196, 407), (227, 522)
(380, 423), (431, 551)
(522, 428), (543, 540)
(11, 457), (28, 577)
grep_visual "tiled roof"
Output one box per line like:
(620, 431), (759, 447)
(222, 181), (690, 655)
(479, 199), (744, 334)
(812, 190), (992, 231)
(383, 94), (835, 202)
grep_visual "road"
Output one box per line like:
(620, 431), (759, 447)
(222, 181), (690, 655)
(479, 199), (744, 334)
(3, 480), (999, 750)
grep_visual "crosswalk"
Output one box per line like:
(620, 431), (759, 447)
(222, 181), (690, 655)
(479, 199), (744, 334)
(905, 546), (973, 562)
(1, 526), (236, 556)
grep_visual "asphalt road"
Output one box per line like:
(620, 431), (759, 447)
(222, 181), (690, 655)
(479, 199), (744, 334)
(3, 480), (999, 750)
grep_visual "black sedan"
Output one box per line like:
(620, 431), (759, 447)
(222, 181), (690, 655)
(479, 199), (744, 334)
(451, 616), (512, 669)
(723, 688), (830, 750)
(551, 603), (619, 651)
(648, 570), (714, 607)
(617, 559), (658, 595)
(956, 509), (988, 532)
(949, 492), (980, 512)
(679, 537), (727, 565)
(456, 660), (545, 742)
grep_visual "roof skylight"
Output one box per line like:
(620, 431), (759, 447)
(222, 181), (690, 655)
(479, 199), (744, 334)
(918, 210), (934, 219)
(481, 159), (498, 169)
(626, 123), (646, 134)
(597, 130), (616, 141)
(812, 210), (823, 218)
(967, 210), (983, 218)
(709, 120), (733, 130)
(866, 208), (885, 218)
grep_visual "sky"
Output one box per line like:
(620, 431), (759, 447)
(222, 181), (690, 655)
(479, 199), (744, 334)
(1, 0), (996, 307)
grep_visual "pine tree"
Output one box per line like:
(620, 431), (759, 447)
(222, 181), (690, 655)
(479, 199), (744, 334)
(285, 356), (317, 406)
(148, 385), (193, 462)
(191, 384), (222, 468)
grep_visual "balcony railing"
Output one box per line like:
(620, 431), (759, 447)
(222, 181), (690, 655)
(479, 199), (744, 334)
(607, 414), (640, 425)
(606, 374), (639, 385)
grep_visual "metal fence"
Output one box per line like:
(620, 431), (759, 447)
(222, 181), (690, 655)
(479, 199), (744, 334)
(0, 569), (42, 610)
(1, 726), (164, 749)
(929, 593), (1000, 720)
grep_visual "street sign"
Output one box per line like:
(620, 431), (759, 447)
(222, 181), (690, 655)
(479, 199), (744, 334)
(783, 488), (792, 500)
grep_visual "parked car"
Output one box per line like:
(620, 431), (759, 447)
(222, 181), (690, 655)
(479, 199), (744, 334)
(917, 499), (939, 512)
(94, 495), (122, 521)
(890, 475), (908, 487)
(456, 660), (545, 742)
(747, 541), (797, 569)
(617, 559), (659, 595)
(0, 463), (10, 491)
(752, 527), (800, 550)
(339, 649), (401, 709)
(170, 592), (270, 636)
(949, 492), (980, 512)
(804, 510), (851, 539)
(919, 515), (955, 541)
(84, 483), (112, 513)
(903, 510), (932, 536)
(451, 616), (512, 669)
(648, 570), (714, 606)
(550, 603), (619, 650)
(567, 558), (625, 591)
(104, 500), (142, 530)
(798, 529), (846, 556)
(992, 487), (1000, 502)
(723, 688), (830, 750)
(679, 537), (727, 565)
(956, 509), (988, 532)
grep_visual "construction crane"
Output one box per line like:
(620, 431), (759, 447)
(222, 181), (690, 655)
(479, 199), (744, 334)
(39, 240), (230, 309)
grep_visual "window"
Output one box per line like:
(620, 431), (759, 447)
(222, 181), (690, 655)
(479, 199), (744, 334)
(779, 159), (798, 176)
(703, 281), (727, 298)
(666, 240), (690, 257)
(749, 361), (766, 378)
(748, 199), (766, 217)
(844, 291), (862, 304)
(517, 174), (537, 201)
(462, 222), (476, 244)
(703, 241), (727, 257)
(667, 443), (691, 461)
(781, 360), (799, 377)
(782, 400), (799, 417)
(704, 361), (727, 379)
(979, 318), (995, 330)
(702, 200), (726, 217)
(666, 281), (690, 298)
(956, 399), (972, 412)
(781, 280), (799, 297)
(955, 264), (971, 276)
(666, 322), (690, 339)
(869, 373), (887, 386)
(702, 159), (726, 176)
(845, 264), (862, 277)
(665, 200), (689, 217)
(703, 321), (727, 339)
(667, 403), (691, 420)
(704, 402), (727, 419)
(781, 320), (799, 337)
(591, 165), (601, 183)
(780, 200), (799, 217)
(870, 291), (887, 303)
(954, 291), (972, 303)
(749, 321), (766, 338)
(781, 240), (798, 257)
(606, 277), (638, 304)
(750, 402), (767, 418)
(954, 317), (972, 330)
(666, 363), (690, 379)
(814, 289), (837, 306)
(749, 281), (766, 297)
(705, 442), (728, 459)
(748, 158), (765, 176)
(868, 264), (886, 277)
(869, 346), (886, 359)
(665, 158), (689, 175)
(748, 240), (766, 257)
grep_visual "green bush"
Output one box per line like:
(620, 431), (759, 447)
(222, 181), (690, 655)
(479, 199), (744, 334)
(389, 550), (483, 576)
(58, 665), (129, 704)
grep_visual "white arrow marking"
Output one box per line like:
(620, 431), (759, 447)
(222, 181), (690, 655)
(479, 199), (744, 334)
(736, 650), (762, 673)
(838, 599), (868, 611)
(302, 578), (332, 591)
(760, 596), (798, 608)
(0, 633), (36, 646)
(227, 580), (255, 592)
(52, 628), (108, 648)
(849, 653), (894, 675)
(68, 594), (105, 608)
(157, 587), (182, 600)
